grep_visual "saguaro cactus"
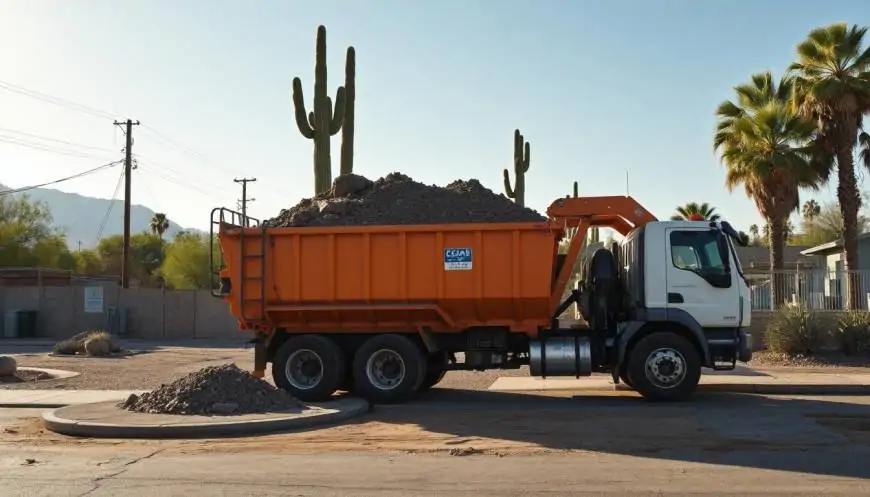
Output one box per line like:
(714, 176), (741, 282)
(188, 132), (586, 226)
(339, 47), (356, 176)
(572, 181), (578, 198)
(503, 129), (530, 206)
(292, 25), (346, 195)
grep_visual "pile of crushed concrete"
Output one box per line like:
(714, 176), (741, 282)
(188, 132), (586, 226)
(119, 364), (304, 416)
(265, 172), (546, 227)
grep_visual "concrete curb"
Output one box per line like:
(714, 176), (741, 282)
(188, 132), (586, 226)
(41, 397), (371, 439)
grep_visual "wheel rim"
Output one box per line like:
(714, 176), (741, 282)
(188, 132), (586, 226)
(365, 349), (406, 391)
(286, 348), (324, 390)
(644, 347), (687, 390)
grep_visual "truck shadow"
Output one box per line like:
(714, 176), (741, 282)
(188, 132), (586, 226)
(365, 387), (870, 480)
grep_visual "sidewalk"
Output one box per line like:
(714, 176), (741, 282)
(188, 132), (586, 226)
(488, 370), (870, 395)
(0, 390), (144, 408)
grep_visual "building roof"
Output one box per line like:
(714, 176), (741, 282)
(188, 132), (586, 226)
(735, 245), (820, 269)
(800, 232), (870, 256)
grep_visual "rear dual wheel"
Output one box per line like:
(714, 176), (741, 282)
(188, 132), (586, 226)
(352, 334), (426, 404)
(272, 334), (346, 402)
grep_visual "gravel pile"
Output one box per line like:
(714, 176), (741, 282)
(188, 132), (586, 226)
(265, 172), (546, 227)
(119, 364), (305, 416)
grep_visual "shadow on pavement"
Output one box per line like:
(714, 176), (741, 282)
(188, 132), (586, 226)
(363, 387), (870, 479)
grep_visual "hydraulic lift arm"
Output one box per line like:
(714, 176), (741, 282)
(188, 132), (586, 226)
(546, 196), (658, 313)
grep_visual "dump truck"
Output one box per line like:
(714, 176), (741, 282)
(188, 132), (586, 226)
(210, 195), (752, 404)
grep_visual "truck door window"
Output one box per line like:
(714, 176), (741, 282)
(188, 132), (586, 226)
(669, 230), (730, 287)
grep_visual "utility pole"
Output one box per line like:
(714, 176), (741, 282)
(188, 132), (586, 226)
(114, 119), (140, 289)
(234, 177), (257, 222)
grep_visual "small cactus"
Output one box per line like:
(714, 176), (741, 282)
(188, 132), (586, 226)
(292, 25), (346, 195)
(503, 129), (530, 206)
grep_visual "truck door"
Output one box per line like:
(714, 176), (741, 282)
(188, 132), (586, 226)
(664, 228), (738, 328)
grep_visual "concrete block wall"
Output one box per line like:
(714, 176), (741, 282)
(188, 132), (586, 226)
(0, 284), (241, 341)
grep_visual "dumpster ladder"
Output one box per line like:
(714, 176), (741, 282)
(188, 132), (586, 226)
(209, 207), (265, 322)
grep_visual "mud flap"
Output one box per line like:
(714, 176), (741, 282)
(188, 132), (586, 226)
(251, 332), (269, 378)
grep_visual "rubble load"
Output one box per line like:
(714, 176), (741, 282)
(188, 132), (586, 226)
(119, 364), (305, 416)
(266, 172), (547, 228)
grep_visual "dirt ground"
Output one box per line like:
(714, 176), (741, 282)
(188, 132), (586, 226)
(2, 342), (870, 391)
(0, 343), (531, 391)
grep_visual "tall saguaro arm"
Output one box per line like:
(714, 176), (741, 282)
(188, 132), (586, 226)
(292, 25), (347, 195)
(503, 129), (531, 206)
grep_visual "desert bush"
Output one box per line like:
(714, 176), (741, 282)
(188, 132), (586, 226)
(83, 331), (113, 357)
(765, 305), (830, 355)
(837, 311), (870, 356)
(53, 330), (121, 356)
(53, 339), (81, 355)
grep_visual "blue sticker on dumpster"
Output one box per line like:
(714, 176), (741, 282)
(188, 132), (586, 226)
(444, 248), (472, 271)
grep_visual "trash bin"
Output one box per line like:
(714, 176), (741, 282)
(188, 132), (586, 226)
(1, 310), (37, 338)
(16, 310), (37, 338)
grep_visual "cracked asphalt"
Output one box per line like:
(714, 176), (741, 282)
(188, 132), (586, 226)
(2, 391), (870, 495)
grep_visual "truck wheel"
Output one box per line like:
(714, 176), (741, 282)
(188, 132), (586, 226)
(353, 334), (426, 404)
(627, 332), (701, 402)
(419, 351), (448, 392)
(272, 335), (346, 403)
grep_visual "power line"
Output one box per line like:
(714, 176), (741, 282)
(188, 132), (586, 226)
(0, 125), (117, 153)
(0, 160), (123, 196)
(94, 168), (126, 244)
(0, 78), (117, 120)
(0, 134), (115, 161)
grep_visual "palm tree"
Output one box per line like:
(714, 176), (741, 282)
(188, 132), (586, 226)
(749, 224), (760, 244)
(802, 199), (821, 219)
(150, 213), (170, 241)
(788, 23), (870, 309)
(714, 72), (821, 307)
(670, 202), (721, 221)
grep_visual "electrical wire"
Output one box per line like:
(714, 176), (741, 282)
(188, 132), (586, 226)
(0, 125), (118, 153)
(0, 78), (117, 120)
(93, 168), (126, 244)
(0, 160), (123, 196)
(0, 134), (115, 161)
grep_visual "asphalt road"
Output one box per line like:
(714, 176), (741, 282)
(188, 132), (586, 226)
(3, 392), (870, 495)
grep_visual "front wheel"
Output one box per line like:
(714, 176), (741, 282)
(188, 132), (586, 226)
(627, 332), (701, 402)
(353, 334), (426, 404)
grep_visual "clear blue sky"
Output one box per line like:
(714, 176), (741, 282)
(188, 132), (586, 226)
(0, 0), (867, 236)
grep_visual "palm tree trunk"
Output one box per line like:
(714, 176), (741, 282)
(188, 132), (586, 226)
(769, 217), (786, 309)
(837, 148), (863, 310)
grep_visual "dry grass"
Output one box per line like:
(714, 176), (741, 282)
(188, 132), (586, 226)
(52, 330), (121, 357)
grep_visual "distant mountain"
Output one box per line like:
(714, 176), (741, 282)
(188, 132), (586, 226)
(1, 183), (194, 249)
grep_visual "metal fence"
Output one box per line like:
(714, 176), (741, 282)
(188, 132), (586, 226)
(747, 269), (870, 311)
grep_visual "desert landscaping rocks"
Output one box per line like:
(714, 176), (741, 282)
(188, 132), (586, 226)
(120, 364), (304, 416)
(0, 356), (17, 377)
(266, 172), (547, 227)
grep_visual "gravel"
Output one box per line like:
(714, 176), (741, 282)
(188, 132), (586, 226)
(749, 351), (870, 369)
(265, 172), (547, 227)
(119, 364), (305, 416)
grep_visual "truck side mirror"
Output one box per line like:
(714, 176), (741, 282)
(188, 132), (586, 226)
(716, 232), (731, 273)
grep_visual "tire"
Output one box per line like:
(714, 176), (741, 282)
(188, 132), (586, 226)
(272, 335), (346, 402)
(353, 334), (426, 404)
(419, 351), (448, 392)
(627, 332), (701, 402)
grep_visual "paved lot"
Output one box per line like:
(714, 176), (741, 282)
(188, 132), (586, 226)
(2, 390), (870, 495)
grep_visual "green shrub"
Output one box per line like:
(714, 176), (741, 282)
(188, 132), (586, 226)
(53, 339), (80, 355)
(837, 311), (870, 356)
(765, 305), (829, 355)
